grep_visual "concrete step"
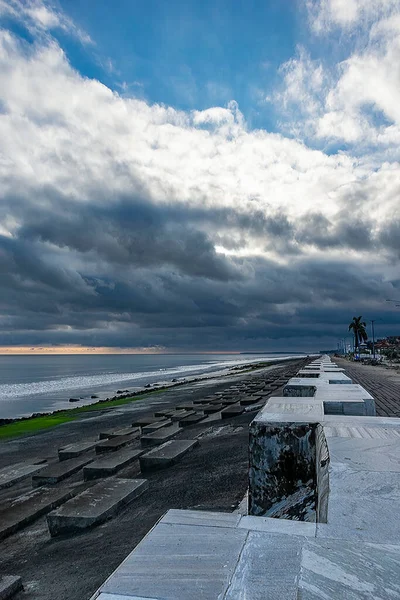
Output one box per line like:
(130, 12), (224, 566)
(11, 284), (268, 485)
(132, 416), (168, 427)
(140, 440), (199, 471)
(140, 424), (181, 448)
(219, 398), (241, 406)
(58, 441), (98, 461)
(83, 448), (145, 481)
(221, 404), (244, 418)
(179, 414), (205, 427)
(96, 433), (138, 454)
(0, 485), (84, 540)
(47, 478), (148, 536)
(32, 456), (94, 487)
(175, 402), (196, 410)
(0, 576), (23, 600)
(154, 409), (176, 418)
(141, 419), (172, 434)
(0, 461), (47, 490)
(99, 427), (139, 440)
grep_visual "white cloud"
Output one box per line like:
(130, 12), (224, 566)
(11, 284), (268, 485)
(308, 0), (399, 33)
(0, 0), (92, 44)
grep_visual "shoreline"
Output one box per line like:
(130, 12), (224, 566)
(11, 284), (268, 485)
(0, 358), (291, 439)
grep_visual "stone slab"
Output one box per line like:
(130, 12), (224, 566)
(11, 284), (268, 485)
(140, 424), (181, 447)
(159, 509), (241, 529)
(83, 448), (145, 481)
(202, 404), (224, 414)
(58, 441), (98, 461)
(224, 530), (302, 600)
(96, 434), (138, 454)
(239, 515), (316, 537)
(0, 462), (47, 490)
(299, 538), (400, 600)
(141, 419), (172, 434)
(32, 456), (94, 487)
(0, 576), (23, 600)
(47, 478), (148, 536)
(178, 414), (205, 427)
(239, 396), (262, 406)
(0, 485), (82, 540)
(318, 463), (400, 544)
(99, 428), (139, 440)
(139, 440), (198, 471)
(98, 522), (248, 600)
(221, 404), (244, 418)
(132, 416), (167, 427)
(327, 436), (400, 472)
(169, 410), (195, 421)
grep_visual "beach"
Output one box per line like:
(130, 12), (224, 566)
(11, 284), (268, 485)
(0, 358), (305, 600)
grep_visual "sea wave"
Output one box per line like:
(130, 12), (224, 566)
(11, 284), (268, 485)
(0, 357), (264, 399)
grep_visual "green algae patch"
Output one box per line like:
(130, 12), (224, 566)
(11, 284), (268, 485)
(0, 388), (168, 440)
(0, 414), (77, 439)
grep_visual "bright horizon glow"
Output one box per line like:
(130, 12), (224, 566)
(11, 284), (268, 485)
(0, 346), (242, 355)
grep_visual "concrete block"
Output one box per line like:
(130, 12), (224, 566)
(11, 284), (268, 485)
(139, 440), (199, 471)
(47, 478), (148, 536)
(83, 448), (144, 481)
(201, 404), (224, 414)
(58, 440), (98, 461)
(140, 424), (181, 447)
(96, 434), (138, 454)
(132, 416), (167, 427)
(159, 509), (241, 528)
(0, 576), (23, 600)
(0, 485), (82, 540)
(141, 419), (172, 434)
(178, 414), (205, 427)
(169, 410), (195, 422)
(239, 395), (262, 406)
(32, 456), (94, 487)
(0, 462), (47, 490)
(221, 404), (244, 418)
(99, 427), (139, 440)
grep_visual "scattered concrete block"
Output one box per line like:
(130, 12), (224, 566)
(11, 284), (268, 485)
(141, 419), (172, 434)
(32, 456), (94, 487)
(0, 485), (82, 540)
(96, 434), (138, 454)
(0, 462), (47, 490)
(178, 414), (205, 427)
(140, 424), (181, 447)
(83, 448), (144, 481)
(239, 396), (261, 406)
(132, 416), (167, 427)
(169, 410), (196, 422)
(221, 404), (244, 418)
(47, 478), (148, 536)
(99, 427), (139, 440)
(58, 440), (98, 461)
(0, 576), (23, 600)
(202, 404), (224, 414)
(139, 440), (199, 471)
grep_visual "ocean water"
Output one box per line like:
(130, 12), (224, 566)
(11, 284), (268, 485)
(0, 353), (302, 419)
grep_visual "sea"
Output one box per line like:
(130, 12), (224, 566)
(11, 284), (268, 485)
(0, 353), (304, 420)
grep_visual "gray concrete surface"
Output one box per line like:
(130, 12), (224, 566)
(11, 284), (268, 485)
(139, 440), (199, 471)
(32, 456), (94, 487)
(47, 478), (148, 536)
(0, 461), (47, 490)
(0, 576), (23, 600)
(83, 448), (145, 481)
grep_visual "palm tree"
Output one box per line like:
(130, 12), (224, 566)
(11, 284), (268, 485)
(348, 316), (368, 355)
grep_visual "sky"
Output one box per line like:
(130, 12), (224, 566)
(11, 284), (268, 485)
(0, 0), (400, 354)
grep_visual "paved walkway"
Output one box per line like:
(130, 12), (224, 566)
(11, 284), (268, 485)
(334, 358), (400, 417)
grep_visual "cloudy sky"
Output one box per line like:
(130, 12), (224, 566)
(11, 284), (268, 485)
(0, 0), (399, 353)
